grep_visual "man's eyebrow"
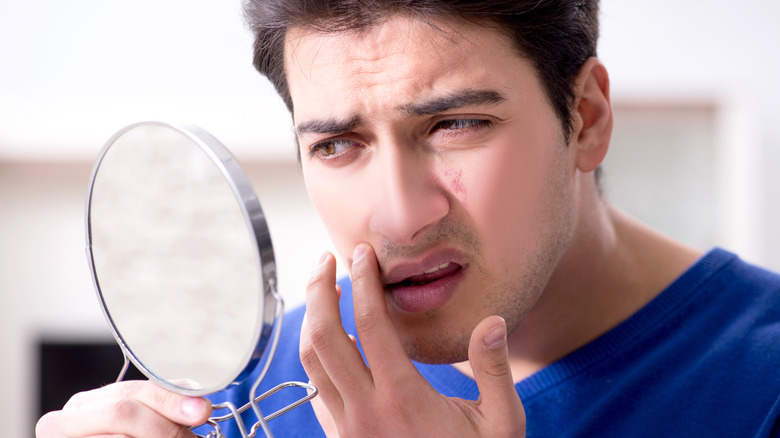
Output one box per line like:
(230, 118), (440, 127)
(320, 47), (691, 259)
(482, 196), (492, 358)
(296, 115), (362, 135)
(399, 89), (507, 116)
(295, 89), (505, 135)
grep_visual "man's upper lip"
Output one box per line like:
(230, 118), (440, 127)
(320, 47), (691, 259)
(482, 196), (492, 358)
(381, 248), (468, 286)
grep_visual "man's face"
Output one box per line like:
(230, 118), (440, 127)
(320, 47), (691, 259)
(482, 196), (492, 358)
(285, 15), (578, 364)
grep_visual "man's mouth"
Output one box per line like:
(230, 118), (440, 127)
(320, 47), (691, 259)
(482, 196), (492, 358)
(385, 262), (463, 289)
(382, 255), (467, 313)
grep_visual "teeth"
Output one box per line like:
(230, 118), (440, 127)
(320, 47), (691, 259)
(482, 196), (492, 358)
(423, 262), (450, 274)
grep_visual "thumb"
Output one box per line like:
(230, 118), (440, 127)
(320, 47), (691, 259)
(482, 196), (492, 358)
(468, 316), (526, 427)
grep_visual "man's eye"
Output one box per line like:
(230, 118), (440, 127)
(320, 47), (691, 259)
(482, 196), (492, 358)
(309, 139), (355, 159)
(433, 118), (492, 132)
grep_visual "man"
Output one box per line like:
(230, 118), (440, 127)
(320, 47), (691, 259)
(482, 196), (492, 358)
(37, 0), (780, 436)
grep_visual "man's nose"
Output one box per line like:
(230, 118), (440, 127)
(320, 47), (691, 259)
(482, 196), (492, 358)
(368, 147), (449, 246)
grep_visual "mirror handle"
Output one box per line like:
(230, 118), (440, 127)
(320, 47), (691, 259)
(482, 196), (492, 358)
(115, 353), (131, 383)
(203, 280), (320, 438)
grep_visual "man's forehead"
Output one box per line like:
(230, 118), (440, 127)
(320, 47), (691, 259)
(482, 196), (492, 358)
(283, 15), (505, 80)
(285, 14), (470, 53)
(284, 15), (519, 120)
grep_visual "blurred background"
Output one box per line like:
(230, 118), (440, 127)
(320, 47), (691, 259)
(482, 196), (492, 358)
(2, 1), (779, 435)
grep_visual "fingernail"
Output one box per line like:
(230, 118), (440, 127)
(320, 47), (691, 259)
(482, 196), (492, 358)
(181, 397), (206, 419)
(316, 252), (329, 267)
(353, 244), (367, 262)
(484, 321), (506, 349)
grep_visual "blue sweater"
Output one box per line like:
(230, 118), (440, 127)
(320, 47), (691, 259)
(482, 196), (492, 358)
(204, 248), (780, 437)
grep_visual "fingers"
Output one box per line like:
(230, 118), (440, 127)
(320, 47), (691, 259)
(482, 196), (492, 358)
(37, 399), (197, 438)
(302, 251), (370, 402)
(350, 244), (418, 385)
(300, 312), (344, 417)
(36, 380), (210, 437)
(468, 316), (526, 430)
(302, 248), (525, 437)
(309, 389), (339, 437)
(63, 380), (211, 425)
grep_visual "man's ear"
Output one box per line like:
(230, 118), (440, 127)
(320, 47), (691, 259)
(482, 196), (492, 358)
(570, 57), (613, 173)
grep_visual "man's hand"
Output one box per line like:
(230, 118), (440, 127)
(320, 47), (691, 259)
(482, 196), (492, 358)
(300, 244), (526, 437)
(35, 380), (212, 437)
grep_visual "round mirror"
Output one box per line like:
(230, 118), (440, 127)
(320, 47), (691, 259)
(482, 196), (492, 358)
(86, 121), (277, 396)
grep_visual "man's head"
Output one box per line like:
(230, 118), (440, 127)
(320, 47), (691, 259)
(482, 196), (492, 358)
(244, 0), (600, 140)
(243, 1), (612, 365)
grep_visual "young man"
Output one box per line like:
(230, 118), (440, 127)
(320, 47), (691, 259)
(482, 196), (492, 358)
(37, 1), (780, 436)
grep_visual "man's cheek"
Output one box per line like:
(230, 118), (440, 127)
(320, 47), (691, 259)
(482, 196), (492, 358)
(309, 193), (363, 266)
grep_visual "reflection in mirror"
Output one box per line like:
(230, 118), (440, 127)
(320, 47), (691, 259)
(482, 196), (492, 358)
(86, 122), (315, 437)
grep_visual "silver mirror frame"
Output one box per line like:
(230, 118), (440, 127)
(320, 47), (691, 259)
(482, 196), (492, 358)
(84, 121), (316, 438)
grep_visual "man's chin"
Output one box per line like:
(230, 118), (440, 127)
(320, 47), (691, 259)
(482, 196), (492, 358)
(401, 337), (470, 365)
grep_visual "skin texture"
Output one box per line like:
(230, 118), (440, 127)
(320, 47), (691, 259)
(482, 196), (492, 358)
(35, 12), (702, 438)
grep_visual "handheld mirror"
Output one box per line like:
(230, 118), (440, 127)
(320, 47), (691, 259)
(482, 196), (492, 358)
(86, 121), (316, 437)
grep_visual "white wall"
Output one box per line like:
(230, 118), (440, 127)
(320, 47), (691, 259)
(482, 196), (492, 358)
(0, 0), (294, 160)
(2, 1), (780, 436)
(599, 0), (780, 266)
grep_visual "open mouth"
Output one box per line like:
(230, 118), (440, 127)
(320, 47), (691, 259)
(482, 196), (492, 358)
(384, 262), (465, 313)
(386, 262), (463, 289)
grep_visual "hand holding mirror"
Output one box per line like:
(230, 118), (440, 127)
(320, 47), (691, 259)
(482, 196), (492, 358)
(85, 121), (316, 437)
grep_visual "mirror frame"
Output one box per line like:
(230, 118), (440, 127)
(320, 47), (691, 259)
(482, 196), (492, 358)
(84, 121), (278, 396)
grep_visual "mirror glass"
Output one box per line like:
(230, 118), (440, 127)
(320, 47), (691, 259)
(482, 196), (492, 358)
(86, 122), (276, 396)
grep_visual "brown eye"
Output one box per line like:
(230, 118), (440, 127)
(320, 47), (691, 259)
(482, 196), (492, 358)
(319, 143), (336, 156)
(309, 139), (358, 160)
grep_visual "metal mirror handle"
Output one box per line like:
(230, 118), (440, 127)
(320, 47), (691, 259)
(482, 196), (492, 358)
(113, 278), (318, 438)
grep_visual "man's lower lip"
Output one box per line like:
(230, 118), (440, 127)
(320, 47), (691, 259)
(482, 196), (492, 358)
(387, 267), (465, 313)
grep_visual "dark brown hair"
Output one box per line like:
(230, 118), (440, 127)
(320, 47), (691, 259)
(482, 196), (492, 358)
(243, 0), (600, 138)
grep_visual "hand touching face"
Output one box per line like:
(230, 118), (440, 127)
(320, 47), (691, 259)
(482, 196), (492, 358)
(300, 246), (526, 437)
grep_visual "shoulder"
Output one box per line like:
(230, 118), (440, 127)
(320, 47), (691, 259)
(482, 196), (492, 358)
(669, 249), (780, 366)
(696, 249), (780, 320)
(650, 249), (780, 434)
(523, 249), (780, 437)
